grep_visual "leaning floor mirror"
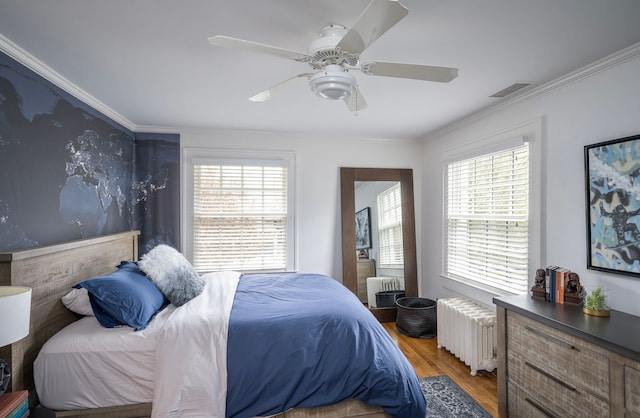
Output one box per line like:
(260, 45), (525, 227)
(340, 167), (418, 323)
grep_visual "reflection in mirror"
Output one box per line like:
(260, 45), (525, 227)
(355, 181), (405, 313)
(355, 181), (404, 278)
(341, 168), (418, 323)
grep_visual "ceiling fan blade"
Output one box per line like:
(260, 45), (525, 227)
(344, 88), (368, 112)
(208, 35), (309, 62)
(360, 61), (459, 82)
(337, 0), (408, 54)
(248, 73), (314, 102)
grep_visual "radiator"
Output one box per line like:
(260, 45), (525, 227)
(366, 277), (404, 307)
(436, 298), (497, 376)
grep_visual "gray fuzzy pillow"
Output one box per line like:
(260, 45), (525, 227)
(138, 244), (205, 307)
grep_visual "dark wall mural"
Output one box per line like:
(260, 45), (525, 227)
(0, 51), (179, 254)
(134, 132), (180, 254)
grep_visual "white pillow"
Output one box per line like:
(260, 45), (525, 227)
(138, 244), (205, 307)
(61, 287), (94, 316)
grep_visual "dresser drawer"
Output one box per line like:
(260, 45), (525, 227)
(508, 382), (575, 418)
(507, 311), (610, 400)
(508, 351), (610, 417)
(626, 365), (640, 416)
(508, 382), (547, 418)
(356, 260), (375, 303)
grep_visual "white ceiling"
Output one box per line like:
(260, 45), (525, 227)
(1, 0), (640, 140)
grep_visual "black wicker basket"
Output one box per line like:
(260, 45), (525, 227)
(375, 290), (405, 308)
(395, 297), (437, 338)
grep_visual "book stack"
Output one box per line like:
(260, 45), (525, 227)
(545, 265), (571, 304)
(0, 390), (30, 418)
(531, 266), (584, 305)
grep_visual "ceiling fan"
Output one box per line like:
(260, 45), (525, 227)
(208, 0), (458, 112)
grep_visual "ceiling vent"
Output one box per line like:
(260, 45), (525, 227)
(490, 83), (531, 98)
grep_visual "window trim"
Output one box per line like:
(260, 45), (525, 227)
(441, 119), (542, 298)
(182, 148), (296, 272)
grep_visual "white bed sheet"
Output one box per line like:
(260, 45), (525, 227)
(34, 314), (161, 410)
(151, 270), (239, 417)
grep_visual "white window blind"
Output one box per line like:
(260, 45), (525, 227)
(446, 143), (529, 294)
(193, 163), (288, 272)
(377, 183), (403, 267)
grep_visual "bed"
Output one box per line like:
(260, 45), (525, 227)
(0, 231), (425, 418)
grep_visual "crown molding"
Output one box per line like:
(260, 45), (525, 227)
(134, 124), (182, 135)
(425, 41), (640, 141)
(0, 34), (136, 132)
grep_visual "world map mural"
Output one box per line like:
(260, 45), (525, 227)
(0, 51), (179, 253)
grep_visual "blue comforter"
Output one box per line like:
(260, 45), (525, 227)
(226, 273), (426, 418)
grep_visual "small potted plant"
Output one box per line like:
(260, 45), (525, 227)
(583, 286), (610, 317)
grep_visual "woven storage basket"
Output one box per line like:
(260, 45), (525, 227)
(395, 297), (437, 338)
(375, 290), (405, 307)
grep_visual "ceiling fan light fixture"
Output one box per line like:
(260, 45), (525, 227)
(309, 65), (356, 100)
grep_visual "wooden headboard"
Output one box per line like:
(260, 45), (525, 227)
(0, 230), (140, 402)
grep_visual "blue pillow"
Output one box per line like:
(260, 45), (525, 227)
(76, 261), (167, 331)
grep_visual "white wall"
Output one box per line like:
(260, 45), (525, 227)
(421, 45), (640, 315)
(180, 130), (423, 285)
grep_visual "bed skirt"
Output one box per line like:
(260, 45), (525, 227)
(53, 399), (390, 418)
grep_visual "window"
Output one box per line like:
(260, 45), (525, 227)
(445, 140), (530, 294)
(377, 183), (403, 268)
(184, 149), (294, 273)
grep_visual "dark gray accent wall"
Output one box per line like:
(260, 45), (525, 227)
(0, 51), (179, 254)
(133, 132), (180, 254)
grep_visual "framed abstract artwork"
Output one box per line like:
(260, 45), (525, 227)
(355, 207), (372, 250)
(585, 134), (640, 277)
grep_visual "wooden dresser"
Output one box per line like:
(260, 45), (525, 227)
(494, 295), (640, 418)
(356, 259), (376, 303)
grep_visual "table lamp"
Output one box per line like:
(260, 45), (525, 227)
(0, 286), (32, 395)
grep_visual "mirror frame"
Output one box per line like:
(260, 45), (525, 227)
(340, 167), (418, 322)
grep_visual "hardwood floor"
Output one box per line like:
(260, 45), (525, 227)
(382, 322), (499, 417)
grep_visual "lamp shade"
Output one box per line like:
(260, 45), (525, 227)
(0, 286), (32, 347)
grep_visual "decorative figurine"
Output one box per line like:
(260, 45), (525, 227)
(531, 268), (547, 300)
(534, 269), (546, 288)
(564, 272), (584, 305)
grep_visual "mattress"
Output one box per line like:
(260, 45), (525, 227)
(34, 314), (160, 410)
(34, 273), (425, 417)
